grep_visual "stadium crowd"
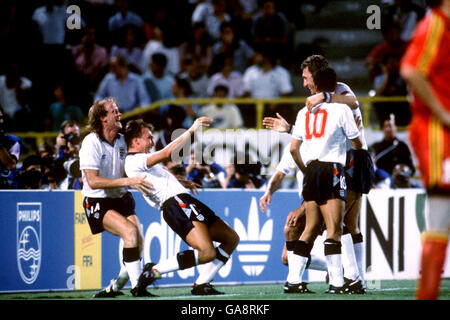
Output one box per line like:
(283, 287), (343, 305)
(0, 0), (426, 191)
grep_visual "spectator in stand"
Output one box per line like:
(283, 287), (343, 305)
(178, 21), (214, 75)
(0, 107), (21, 189)
(242, 48), (292, 99)
(141, 25), (180, 76)
(0, 62), (32, 131)
(365, 22), (407, 84)
(143, 53), (175, 103)
(186, 149), (227, 189)
(179, 54), (210, 98)
(108, 0), (144, 33)
(155, 104), (187, 152)
(212, 21), (255, 74)
(71, 26), (109, 93)
(192, 0), (231, 41)
(251, 0), (291, 55)
(110, 25), (144, 74)
(207, 53), (244, 98)
(382, 0), (425, 42)
(200, 84), (244, 129)
(373, 53), (410, 126)
(95, 56), (150, 113)
(32, 0), (68, 45)
(370, 115), (415, 176)
(170, 76), (199, 128)
(17, 155), (44, 189)
(45, 82), (85, 132)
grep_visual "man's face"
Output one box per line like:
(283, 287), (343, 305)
(382, 119), (397, 140)
(302, 67), (317, 94)
(102, 102), (122, 131)
(136, 128), (154, 153)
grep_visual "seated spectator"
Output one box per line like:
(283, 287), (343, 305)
(108, 0), (144, 33)
(141, 25), (180, 76)
(251, 0), (291, 55)
(192, 0), (231, 41)
(200, 84), (244, 129)
(212, 21), (255, 74)
(207, 53), (244, 98)
(242, 49), (292, 98)
(178, 21), (214, 75)
(391, 163), (420, 189)
(381, 0), (425, 42)
(0, 62), (32, 131)
(179, 54), (210, 98)
(370, 115), (415, 176)
(17, 155), (43, 189)
(45, 82), (85, 132)
(373, 53), (410, 126)
(32, 0), (68, 45)
(365, 22), (407, 83)
(71, 26), (109, 91)
(155, 104), (187, 151)
(0, 107), (21, 189)
(95, 56), (150, 113)
(170, 76), (199, 128)
(110, 25), (144, 74)
(185, 149), (226, 188)
(143, 53), (175, 103)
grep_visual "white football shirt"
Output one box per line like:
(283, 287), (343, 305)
(124, 153), (188, 210)
(292, 102), (360, 166)
(79, 132), (128, 198)
(276, 144), (304, 199)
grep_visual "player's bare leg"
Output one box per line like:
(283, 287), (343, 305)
(342, 191), (366, 293)
(320, 199), (347, 292)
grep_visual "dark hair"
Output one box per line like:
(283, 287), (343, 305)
(124, 119), (154, 148)
(151, 52), (168, 68)
(300, 55), (329, 75)
(213, 84), (229, 95)
(313, 67), (337, 92)
(426, 0), (442, 8)
(174, 76), (194, 96)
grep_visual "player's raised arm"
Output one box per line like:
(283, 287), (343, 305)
(259, 170), (286, 212)
(262, 112), (292, 133)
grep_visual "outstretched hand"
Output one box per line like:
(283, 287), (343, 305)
(190, 117), (213, 132)
(262, 113), (290, 133)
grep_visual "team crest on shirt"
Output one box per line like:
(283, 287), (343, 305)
(119, 147), (126, 159)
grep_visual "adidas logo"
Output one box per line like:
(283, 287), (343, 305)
(234, 197), (273, 276)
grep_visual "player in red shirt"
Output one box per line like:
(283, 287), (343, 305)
(400, 0), (450, 300)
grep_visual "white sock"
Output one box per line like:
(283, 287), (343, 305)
(155, 250), (199, 274)
(112, 263), (129, 291)
(124, 259), (142, 289)
(325, 254), (344, 287)
(195, 247), (229, 285)
(286, 253), (308, 284)
(341, 233), (360, 280)
(308, 254), (328, 272)
(354, 241), (365, 286)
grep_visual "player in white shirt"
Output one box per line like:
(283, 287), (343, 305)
(123, 117), (240, 296)
(263, 55), (372, 293)
(289, 67), (363, 294)
(259, 144), (328, 293)
(79, 98), (154, 297)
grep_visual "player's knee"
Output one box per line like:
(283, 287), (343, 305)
(122, 224), (139, 247)
(281, 252), (288, 266)
(226, 229), (240, 251)
(198, 246), (216, 264)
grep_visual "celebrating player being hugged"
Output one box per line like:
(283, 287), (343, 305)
(124, 117), (240, 296)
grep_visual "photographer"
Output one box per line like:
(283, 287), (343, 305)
(224, 153), (266, 189)
(0, 107), (22, 189)
(54, 120), (82, 189)
(185, 150), (226, 189)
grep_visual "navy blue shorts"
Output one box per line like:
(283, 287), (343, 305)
(83, 192), (136, 234)
(302, 160), (347, 205)
(161, 193), (220, 241)
(345, 149), (375, 194)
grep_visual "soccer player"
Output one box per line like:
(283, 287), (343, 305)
(400, 0), (450, 300)
(263, 55), (371, 293)
(123, 117), (240, 296)
(289, 66), (363, 293)
(79, 98), (154, 297)
(259, 144), (328, 293)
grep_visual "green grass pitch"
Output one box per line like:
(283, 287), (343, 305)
(1, 279), (449, 300)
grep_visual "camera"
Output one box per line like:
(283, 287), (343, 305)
(63, 133), (80, 145)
